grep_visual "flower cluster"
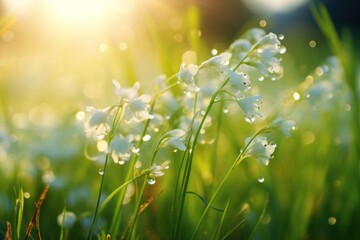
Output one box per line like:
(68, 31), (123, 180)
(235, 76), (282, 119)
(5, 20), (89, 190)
(84, 80), (154, 164)
(177, 28), (285, 125)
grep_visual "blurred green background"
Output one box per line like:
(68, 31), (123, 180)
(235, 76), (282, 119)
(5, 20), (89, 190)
(1, 0), (359, 239)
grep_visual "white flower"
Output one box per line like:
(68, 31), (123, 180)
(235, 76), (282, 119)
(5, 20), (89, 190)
(85, 106), (111, 128)
(177, 63), (198, 85)
(244, 136), (276, 166)
(159, 129), (187, 151)
(227, 70), (251, 93)
(238, 96), (262, 123)
(200, 52), (232, 69)
(57, 211), (76, 229)
(150, 160), (170, 178)
(271, 118), (296, 137)
(107, 136), (134, 164)
(125, 94), (152, 123)
(177, 63), (198, 93)
(113, 80), (140, 100)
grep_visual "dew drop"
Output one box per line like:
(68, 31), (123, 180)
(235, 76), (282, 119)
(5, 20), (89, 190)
(258, 176), (265, 183)
(258, 76), (264, 81)
(99, 169), (104, 175)
(211, 49), (218, 55)
(147, 178), (156, 185)
(278, 34), (284, 40)
(131, 147), (140, 154)
(142, 134), (151, 141)
(279, 46), (286, 54)
(293, 92), (300, 101)
(165, 115), (171, 120)
(24, 192), (31, 199)
(119, 160), (125, 165)
(223, 109), (229, 114)
(328, 217), (337, 225)
(309, 40), (316, 48)
(154, 127), (159, 132)
(259, 20), (267, 28)
(149, 114), (155, 119)
(173, 149), (178, 153)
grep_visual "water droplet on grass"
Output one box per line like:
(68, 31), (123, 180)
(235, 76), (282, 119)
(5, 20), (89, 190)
(258, 176), (265, 183)
(142, 134), (151, 141)
(147, 178), (156, 185)
(99, 169), (104, 175)
(278, 34), (284, 40)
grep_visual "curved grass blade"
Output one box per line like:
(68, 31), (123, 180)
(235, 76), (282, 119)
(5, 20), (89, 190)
(248, 193), (269, 240)
(187, 191), (224, 212)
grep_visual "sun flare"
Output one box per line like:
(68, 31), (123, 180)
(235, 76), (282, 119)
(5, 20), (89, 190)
(46, 0), (135, 26)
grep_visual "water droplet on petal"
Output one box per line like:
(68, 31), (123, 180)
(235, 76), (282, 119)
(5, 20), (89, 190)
(147, 178), (156, 185)
(279, 46), (286, 54)
(99, 169), (104, 175)
(258, 176), (265, 183)
(142, 134), (151, 141)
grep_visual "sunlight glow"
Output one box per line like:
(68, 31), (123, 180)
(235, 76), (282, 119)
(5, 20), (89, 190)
(47, 0), (113, 25)
(243, 0), (309, 14)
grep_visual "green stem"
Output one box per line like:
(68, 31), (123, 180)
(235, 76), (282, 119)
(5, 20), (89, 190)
(190, 127), (269, 239)
(88, 103), (125, 239)
(87, 154), (109, 240)
(127, 149), (160, 239)
(172, 46), (257, 239)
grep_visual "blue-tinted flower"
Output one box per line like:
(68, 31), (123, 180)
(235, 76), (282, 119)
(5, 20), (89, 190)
(244, 136), (276, 166)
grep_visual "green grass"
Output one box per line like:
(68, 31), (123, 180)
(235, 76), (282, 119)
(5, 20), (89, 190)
(1, 2), (359, 240)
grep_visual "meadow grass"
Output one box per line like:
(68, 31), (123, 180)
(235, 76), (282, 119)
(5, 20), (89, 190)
(0, 3), (359, 240)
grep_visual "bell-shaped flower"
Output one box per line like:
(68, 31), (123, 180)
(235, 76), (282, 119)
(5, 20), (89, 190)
(244, 136), (276, 166)
(85, 106), (111, 128)
(227, 70), (251, 93)
(271, 118), (296, 137)
(107, 136), (134, 164)
(150, 160), (170, 178)
(200, 52), (231, 70)
(159, 129), (187, 151)
(125, 94), (152, 123)
(113, 80), (140, 101)
(238, 96), (262, 123)
(177, 63), (198, 93)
